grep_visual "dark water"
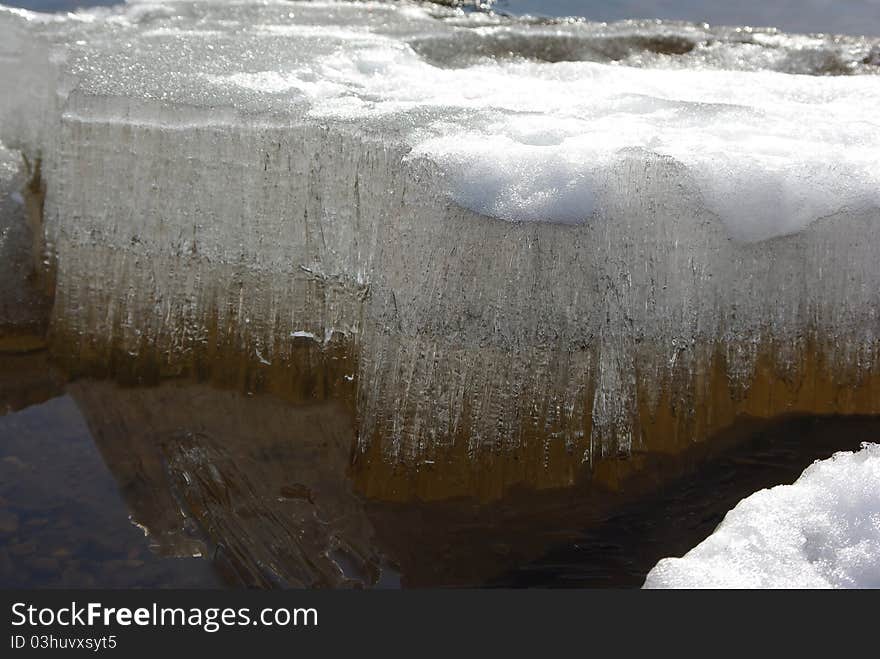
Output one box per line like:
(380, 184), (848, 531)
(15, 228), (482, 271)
(4, 1), (879, 37)
(0, 384), (221, 587)
(494, 416), (878, 587)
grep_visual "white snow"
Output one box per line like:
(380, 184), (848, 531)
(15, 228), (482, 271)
(644, 443), (880, 589)
(252, 40), (880, 241)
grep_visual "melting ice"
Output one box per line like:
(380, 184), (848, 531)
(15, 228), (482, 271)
(1, 0), (879, 490)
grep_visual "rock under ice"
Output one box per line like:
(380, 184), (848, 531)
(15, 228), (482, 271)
(0, 0), (879, 498)
(644, 442), (880, 588)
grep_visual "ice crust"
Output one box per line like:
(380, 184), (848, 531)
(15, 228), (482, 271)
(1, 1), (879, 486)
(1, 1), (878, 241)
(644, 442), (880, 589)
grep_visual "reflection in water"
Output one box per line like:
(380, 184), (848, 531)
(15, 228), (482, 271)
(69, 380), (389, 588)
(0, 373), (220, 587)
(1, 143), (877, 587)
(1, 347), (876, 588)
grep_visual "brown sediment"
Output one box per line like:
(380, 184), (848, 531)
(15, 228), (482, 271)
(0, 157), (53, 342)
(3, 345), (875, 587)
(48, 311), (359, 405)
(0, 334), (47, 354)
(23, 156), (46, 281)
(18, 156), (55, 299)
(3, 321), (879, 587)
(339, 411), (880, 587)
(489, 413), (880, 588)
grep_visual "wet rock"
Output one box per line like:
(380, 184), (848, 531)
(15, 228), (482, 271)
(71, 382), (379, 588)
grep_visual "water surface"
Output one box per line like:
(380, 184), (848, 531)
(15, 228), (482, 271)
(1, 347), (876, 587)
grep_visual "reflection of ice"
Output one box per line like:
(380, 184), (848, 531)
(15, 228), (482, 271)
(69, 380), (382, 588)
(0, 390), (218, 587)
(1, 1), (879, 489)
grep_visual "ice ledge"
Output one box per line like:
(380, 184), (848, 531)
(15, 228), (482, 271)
(1, 1), (880, 498)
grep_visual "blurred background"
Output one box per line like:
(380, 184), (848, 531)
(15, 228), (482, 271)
(499, 1), (880, 37)
(5, 1), (879, 37)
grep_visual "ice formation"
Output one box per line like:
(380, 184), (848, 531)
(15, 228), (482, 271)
(644, 442), (880, 588)
(0, 139), (48, 335)
(0, 141), (24, 321)
(0, 0), (879, 498)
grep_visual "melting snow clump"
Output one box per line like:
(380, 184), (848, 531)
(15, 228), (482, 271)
(644, 443), (880, 589)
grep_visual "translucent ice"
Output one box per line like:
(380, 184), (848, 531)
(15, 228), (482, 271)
(644, 443), (880, 589)
(1, 1), (879, 497)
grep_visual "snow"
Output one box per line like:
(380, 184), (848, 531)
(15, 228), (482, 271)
(255, 36), (880, 241)
(1, 2), (877, 240)
(644, 443), (880, 588)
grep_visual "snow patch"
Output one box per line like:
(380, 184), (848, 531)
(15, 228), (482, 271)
(644, 443), (880, 588)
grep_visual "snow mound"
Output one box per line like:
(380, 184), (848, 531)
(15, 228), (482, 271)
(644, 443), (880, 588)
